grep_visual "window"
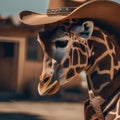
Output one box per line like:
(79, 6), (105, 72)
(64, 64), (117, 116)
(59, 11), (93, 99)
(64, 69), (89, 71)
(26, 37), (42, 61)
(0, 42), (14, 58)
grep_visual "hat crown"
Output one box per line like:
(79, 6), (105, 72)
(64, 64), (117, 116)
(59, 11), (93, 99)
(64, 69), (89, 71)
(48, 0), (89, 9)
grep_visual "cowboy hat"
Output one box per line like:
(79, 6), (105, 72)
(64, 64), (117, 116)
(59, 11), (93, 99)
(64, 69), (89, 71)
(19, 0), (120, 31)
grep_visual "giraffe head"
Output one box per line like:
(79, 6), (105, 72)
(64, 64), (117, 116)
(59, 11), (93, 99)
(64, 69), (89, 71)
(38, 19), (94, 95)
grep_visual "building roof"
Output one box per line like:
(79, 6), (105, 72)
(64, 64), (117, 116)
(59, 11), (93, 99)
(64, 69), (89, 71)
(0, 15), (43, 37)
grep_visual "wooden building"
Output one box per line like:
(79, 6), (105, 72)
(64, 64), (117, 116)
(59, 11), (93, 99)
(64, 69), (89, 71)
(0, 16), (43, 96)
(0, 16), (88, 100)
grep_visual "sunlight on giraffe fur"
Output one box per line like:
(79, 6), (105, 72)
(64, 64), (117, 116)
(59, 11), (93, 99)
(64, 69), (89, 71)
(38, 18), (120, 119)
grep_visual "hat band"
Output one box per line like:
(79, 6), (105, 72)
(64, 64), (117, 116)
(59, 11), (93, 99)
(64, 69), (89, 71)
(47, 7), (76, 15)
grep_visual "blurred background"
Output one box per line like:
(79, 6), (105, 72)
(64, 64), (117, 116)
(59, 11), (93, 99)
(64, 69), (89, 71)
(0, 0), (89, 101)
(0, 0), (119, 120)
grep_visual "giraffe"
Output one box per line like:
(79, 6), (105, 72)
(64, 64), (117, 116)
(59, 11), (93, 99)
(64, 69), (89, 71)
(38, 18), (120, 120)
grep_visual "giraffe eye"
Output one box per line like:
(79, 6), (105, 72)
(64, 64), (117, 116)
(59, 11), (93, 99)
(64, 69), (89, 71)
(55, 40), (68, 48)
(84, 23), (89, 31)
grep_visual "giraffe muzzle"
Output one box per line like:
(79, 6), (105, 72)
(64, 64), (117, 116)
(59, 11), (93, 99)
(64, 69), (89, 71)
(38, 74), (60, 96)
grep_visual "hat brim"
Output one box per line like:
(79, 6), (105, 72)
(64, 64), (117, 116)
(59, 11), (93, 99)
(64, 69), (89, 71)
(19, 0), (120, 31)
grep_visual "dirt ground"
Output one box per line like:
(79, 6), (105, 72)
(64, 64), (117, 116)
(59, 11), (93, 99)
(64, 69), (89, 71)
(0, 101), (84, 120)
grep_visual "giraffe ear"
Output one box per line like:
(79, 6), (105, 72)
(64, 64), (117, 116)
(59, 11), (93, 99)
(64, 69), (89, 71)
(79, 21), (94, 39)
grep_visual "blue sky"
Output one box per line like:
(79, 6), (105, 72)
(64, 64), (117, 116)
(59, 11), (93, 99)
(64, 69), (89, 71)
(0, 0), (48, 15)
(0, 0), (119, 16)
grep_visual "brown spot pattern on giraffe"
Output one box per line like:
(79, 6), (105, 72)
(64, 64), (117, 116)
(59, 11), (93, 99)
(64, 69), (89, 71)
(66, 68), (75, 79)
(63, 58), (69, 68)
(73, 49), (78, 65)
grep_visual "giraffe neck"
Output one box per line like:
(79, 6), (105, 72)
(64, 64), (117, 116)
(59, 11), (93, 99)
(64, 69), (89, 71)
(83, 26), (120, 120)
(86, 26), (120, 99)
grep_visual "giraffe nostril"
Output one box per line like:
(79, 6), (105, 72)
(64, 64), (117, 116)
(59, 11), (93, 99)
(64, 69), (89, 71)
(40, 76), (50, 86)
(40, 76), (51, 86)
(44, 77), (50, 84)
